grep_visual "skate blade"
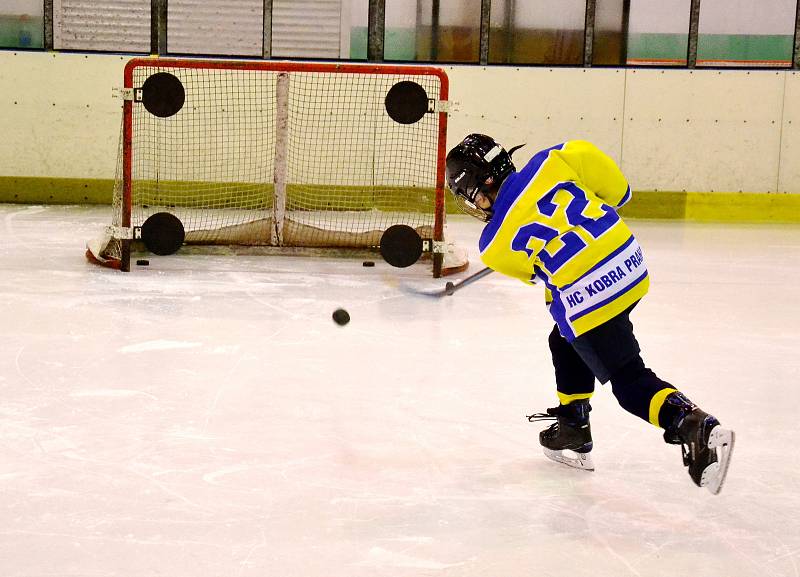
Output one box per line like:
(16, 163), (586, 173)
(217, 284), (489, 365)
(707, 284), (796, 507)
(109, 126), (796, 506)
(701, 426), (735, 495)
(543, 448), (595, 471)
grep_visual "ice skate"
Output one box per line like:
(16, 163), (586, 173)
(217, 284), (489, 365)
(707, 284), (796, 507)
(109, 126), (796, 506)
(663, 393), (735, 494)
(527, 400), (594, 471)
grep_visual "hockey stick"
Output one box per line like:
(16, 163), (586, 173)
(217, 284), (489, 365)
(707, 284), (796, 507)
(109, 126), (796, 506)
(402, 266), (494, 298)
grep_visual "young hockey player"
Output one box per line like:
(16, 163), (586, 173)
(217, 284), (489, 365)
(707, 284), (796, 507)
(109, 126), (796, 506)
(445, 134), (735, 494)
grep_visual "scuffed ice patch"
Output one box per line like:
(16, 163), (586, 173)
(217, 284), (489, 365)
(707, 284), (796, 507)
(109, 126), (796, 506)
(119, 340), (203, 353)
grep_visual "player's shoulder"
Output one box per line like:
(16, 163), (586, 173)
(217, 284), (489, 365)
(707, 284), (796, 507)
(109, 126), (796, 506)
(520, 142), (567, 172)
(558, 140), (615, 167)
(561, 139), (602, 153)
(522, 140), (601, 167)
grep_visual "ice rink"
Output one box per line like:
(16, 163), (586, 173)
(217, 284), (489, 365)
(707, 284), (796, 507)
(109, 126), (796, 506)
(1, 203), (799, 577)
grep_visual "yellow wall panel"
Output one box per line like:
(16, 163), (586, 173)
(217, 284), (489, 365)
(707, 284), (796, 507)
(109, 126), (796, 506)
(0, 51), (125, 178)
(621, 69), (784, 193)
(445, 66), (626, 168)
(779, 72), (800, 193)
(1, 52), (799, 208)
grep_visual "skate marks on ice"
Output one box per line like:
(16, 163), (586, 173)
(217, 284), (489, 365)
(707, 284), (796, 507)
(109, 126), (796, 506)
(1, 207), (800, 577)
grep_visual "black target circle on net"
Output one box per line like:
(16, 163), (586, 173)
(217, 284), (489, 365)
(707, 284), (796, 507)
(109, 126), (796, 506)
(384, 81), (429, 125)
(141, 212), (185, 256)
(380, 224), (424, 268)
(139, 72), (186, 118)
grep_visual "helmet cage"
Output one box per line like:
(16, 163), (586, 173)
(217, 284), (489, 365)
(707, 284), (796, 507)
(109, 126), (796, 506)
(452, 188), (492, 221)
(445, 135), (516, 222)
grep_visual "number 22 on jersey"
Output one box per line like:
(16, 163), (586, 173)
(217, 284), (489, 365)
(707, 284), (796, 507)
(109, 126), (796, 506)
(510, 182), (620, 276)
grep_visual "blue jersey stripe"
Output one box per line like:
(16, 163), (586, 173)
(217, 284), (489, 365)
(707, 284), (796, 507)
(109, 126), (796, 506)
(479, 143), (565, 254)
(543, 278), (575, 341)
(569, 270), (649, 322)
(618, 185), (632, 207)
(558, 235), (635, 292)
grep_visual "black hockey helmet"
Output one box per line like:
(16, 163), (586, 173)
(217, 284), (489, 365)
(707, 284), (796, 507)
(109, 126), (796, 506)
(445, 134), (521, 221)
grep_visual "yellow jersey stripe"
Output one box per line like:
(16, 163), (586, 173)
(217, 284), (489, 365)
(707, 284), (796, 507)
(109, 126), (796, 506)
(649, 387), (678, 427)
(557, 392), (594, 405)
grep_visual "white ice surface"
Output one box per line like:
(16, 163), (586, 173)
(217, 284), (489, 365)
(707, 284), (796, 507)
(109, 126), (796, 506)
(1, 204), (799, 577)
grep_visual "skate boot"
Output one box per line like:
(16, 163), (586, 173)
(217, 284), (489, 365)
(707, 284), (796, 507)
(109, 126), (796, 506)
(662, 392), (735, 495)
(527, 399), (594, 471)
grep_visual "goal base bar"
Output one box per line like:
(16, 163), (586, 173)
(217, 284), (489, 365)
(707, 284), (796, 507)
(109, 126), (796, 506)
(86, 242), (468, 276)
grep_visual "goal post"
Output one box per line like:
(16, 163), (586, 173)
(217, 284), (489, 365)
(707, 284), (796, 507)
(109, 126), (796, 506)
(86, 57), (467, 277)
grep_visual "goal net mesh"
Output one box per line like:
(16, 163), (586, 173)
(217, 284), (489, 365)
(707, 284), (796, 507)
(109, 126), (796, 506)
(95, 60), (453, 271)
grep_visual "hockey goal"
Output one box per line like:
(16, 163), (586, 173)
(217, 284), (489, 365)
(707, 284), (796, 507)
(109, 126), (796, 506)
(86, 58), (467, 277)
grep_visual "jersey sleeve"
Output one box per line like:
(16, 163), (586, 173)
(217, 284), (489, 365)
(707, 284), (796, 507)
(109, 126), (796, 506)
(479, 250), (540, 286)
(559, 140), (631, 209)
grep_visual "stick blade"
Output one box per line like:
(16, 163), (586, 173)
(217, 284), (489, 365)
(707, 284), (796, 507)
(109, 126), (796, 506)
(397, 281), (449, 298)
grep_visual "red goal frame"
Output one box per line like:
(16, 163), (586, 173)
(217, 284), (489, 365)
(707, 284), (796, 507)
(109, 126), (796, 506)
(114, 58), (452, 276)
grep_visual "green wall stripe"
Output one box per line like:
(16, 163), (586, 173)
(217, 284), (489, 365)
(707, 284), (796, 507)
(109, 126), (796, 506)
(0, 177), (113, 204)
(696, 34), (794, 62)
(2, 177), (799, 223)
(619, 191), (688, 219)
(620, 191), (800, 223)
(627, 33), (794, 63)
(627, 33), (688, 61)
(0, 20), (795, 63)
(0, 15), (44, 49)
(684, 191), (800, 223)
(351, 28), (794, 64)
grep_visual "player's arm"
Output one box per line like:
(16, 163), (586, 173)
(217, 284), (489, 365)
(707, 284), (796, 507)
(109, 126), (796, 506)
(480, 234), (545, 286)
(562, 140), (631, 209)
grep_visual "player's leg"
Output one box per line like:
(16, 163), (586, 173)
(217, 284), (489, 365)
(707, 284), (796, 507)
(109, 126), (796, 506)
(571, 304), (734, 493)
(548, 324), (596, 406)
(571, 303), (671, 424)
(528, 326), (596, 470)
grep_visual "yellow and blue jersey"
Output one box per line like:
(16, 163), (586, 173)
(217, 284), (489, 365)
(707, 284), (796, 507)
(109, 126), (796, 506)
(479, 140), (649, 341)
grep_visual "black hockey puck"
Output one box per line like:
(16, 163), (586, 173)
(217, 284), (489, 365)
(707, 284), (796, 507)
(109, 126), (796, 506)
(136, 259), (150, 266)
(332, 308), (350, 326)
(362, 261), (375, 267)
(445, 281), (455, 296)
